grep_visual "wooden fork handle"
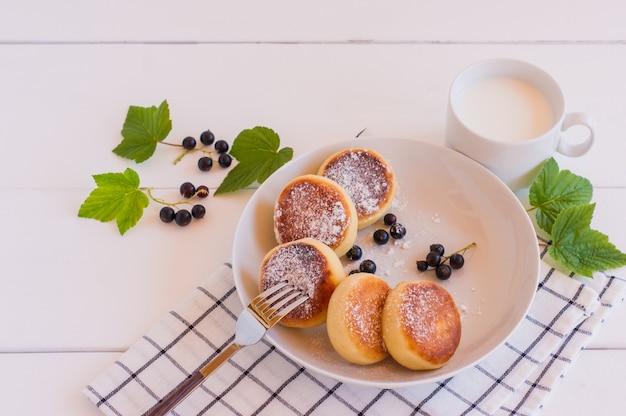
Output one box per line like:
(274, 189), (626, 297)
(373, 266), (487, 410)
(146, 343), (241, 416)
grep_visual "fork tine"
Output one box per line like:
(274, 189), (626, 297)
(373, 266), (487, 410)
(252, 281), (289, 304)
(265, 295), (308, 326)
(260, 289), (301, 311)
(250, 283), (309, 327)
(254, 285), (298, 311)
(252, 282), (303, 310)
(260, 290), (302, 316)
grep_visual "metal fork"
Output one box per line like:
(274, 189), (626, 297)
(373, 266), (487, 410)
(146, 282), (308, 416)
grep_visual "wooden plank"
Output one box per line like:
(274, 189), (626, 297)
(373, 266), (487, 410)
(1, 1), (624, 43)
(0, 351), (119, 416)
(0, 188), (253, 350)
(1, 44), (625, 188)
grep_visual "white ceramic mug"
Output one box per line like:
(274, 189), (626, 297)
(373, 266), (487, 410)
(445, 58), (595, 190)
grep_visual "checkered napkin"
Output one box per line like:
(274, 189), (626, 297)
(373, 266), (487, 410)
(84, 254), (625, 416)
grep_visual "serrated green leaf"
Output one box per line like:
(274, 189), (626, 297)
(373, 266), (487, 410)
(113, 100), (172, 163)
(257, 146), (293, 184)
(230, 126), (282, 162)
(214, 158), (270, 194)
(78, 168), (149, 235)
(529, 157), (593, 233)
(548, 203), (626, 277)
(214, 126), (293, 195)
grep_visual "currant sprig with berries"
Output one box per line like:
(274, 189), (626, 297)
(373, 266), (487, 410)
(162, 132), (234, 171)
(79, 100), (293, 235)
(416, 242), (476, 280)
(111, 100), (235, 172)
(146, 182), (209, 227)
(77, 170), (211, 234)
(109, 100), (291, 190)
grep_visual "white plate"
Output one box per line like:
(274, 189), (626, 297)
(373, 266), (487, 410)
(232, 137), (539, 388)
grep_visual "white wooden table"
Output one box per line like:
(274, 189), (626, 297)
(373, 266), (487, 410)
(1, 1), (625, 414)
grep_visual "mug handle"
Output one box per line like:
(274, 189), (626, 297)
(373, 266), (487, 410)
(557, 112), (596, 157)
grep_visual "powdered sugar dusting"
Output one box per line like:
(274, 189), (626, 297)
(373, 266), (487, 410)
(322, 149), (392, 218)
(401, 285), (441, 340)
(400, 283), (461, 361)
(346, 279), (388, 352)
(260, 242), (333, 320)
(274, 178), (350, 249)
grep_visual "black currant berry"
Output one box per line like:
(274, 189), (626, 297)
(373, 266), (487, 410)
(159, 206), (175, 223)
(345, 245), (363, 261)
(179, 182), (196, 198)
(175, 209), (192, 226)
(349, 269), (360, 275)
(196, 185), (209, 198)
(200, 129), (215, 146)
(450, 253), (465, 269)
(197, 156), (213, 172)
(359, 259), (377, 274)
(416, 260), (429, 272)
(430, 243), (445, 256)
(383, 213), (397, 226)
(425, 251), (441, 267)
(191, 204), (206, 219)
(436, 264), (452, 280)
(214, 140), (229, 153)
(182, 136), (197, 150)
(389, 223), (406, 239)
(373, 229), (389, 245)
(218, 153), (232, 168)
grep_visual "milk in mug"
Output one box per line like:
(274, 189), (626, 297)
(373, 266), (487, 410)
(456, 76), (555, 142)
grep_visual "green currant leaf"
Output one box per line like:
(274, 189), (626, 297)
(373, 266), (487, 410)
(113, 100), (172, 163)
(229, 126), (282, 162)
(257, 146), (294, 184)
(214, 126), (293, 195)
(214, 158), (270, 194)
(529, 157), (593, 234)
(78, 168), (149, 235)
(548, 203), (626, 277)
